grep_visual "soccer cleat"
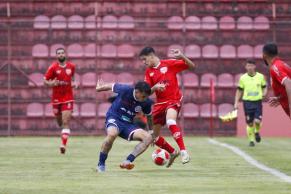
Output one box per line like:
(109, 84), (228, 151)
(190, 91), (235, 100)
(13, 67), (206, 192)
(120, 160), (135, 170)
(180, 150), (190, 164)
(166, 150), (180, 168)
(96, 164), (106, 173)
(60, 146), (66, 154)
(249, 141), (255, 147)
(255, 133), (261, 143)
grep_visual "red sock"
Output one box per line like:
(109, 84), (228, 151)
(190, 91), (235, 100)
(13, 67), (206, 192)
(169, 125), (186, 151)
(155, 136), (175, 154)
(61, 133), (69, 146)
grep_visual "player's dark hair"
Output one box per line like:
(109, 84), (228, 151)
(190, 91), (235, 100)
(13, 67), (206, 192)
(246, 59), (256, 65)
(263, 42), (278, 57)
(139, 47), (155, 57)
(56, 47), (65, 54)
(134, 81), (151, 96)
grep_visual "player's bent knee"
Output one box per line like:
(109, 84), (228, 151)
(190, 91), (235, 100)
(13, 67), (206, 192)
(166, 119), (176, 127)
(254, 119), (261, 124)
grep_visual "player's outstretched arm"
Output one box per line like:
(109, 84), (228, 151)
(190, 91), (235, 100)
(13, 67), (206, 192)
(283, 79), (291, 118)
(96, 79), (114, 92)
(234, 89), (243, 110)
(171, 49), (196, 70)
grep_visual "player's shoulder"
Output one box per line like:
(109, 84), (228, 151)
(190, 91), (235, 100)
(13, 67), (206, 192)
(256, 72), (265, 78)
(66, 61), (76, 68)
(161, 59), (177, 65)
(48, 61), (58, 69)
(240, 73), (248, 80)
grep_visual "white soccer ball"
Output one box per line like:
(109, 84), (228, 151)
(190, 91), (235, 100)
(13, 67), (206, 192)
(152, 148), (170, 166)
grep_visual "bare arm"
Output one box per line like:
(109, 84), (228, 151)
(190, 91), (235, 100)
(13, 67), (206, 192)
(44, 78), (59, 87)
(283, 79), (291, 118)
(262, 86), (268, 98)
(96, 79), (114, 92)
(171, 49), (196, 70)
(234, 89), (243, 110)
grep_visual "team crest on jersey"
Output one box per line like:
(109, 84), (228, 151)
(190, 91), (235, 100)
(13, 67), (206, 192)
(56, 70), (61, 74)
(135, 106), (142, 112)
(149, 72), (154, 77)
(66, 69), (72, 75)
(160, 67), (168, 74)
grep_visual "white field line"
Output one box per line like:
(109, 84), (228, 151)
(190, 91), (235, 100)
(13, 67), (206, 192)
(208, 138), (291, 183)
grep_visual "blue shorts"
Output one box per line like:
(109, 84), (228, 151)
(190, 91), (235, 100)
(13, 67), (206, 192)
(243, 100), (262, 124)
(105, 116), (140, 141)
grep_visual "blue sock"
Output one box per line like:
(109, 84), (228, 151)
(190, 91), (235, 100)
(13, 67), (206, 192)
(126, 154), (136, 162)
(98, 152), (108, 166)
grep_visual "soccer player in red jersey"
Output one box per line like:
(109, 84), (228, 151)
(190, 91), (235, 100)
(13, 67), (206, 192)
(44, 48), (78, 154)
(139, 47), (196, 167)
(263, 42), (291, 118)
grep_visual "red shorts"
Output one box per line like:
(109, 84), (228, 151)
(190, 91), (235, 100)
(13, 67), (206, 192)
(153, 101), (181, 126)
(53, 102), (73, 116)
(282, 107), (290, 117)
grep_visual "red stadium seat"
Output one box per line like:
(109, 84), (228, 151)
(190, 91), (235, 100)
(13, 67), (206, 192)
(44, 103), (54, 117)
(220, 45), (236, 58)
(217, 73), (234, 88)
(99, 72), (117, 83)
(219, 16), (235, 30)
(185, 16), (201, 30)
(254, 16), (270, 30)
(50, 44), (65, 57)
(81, 72), (96, 87)
(234, 73), (243, 86)
(218, 103), (234, 117)
(51, 15), (67, 29)
(102, 15), (118, 29)
(80, 103), (96, 117)
(32, 44), (49, 57)
(237, 45), (254, 58)
(118, 15), (135, 29)
(201, 16), (218, 30)
(28, 73), (44, 87)
(200, 73), (217, 87)
(117, 73), (134, 85)
(184, 45), (201, 59)
(167, 16), (184, 30)
(237, 16), (253, 30)
(101, 44), (117, 58)
(254, 45), (263, 58)
(84, 44), (97, 57)
(68, 15), (84, 29)
(33, 15), (50, 29)
(85, 15), (98, 29)
(67, 44), (84, 57)
(98, 102), (111, 117)
(183, 72), (199, 87)
(27, 103), (44, 117)
(200, 103), (217, 118)
(202, 45), (218, 58)
(167, 45), (184, 58)
(117, 44), (135, 58)
(183, 103), (199, 118)
(74, 73), (81, 85)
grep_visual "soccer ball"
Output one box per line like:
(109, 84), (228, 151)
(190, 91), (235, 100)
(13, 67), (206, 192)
(152, 148), (170, 166)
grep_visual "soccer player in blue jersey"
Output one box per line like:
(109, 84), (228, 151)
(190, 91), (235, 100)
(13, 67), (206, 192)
(95, 80), (154, 172)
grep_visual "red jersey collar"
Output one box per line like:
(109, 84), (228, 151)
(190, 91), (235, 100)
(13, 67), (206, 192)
(271, 57), (281, 65)
(152, 61), (161, 69)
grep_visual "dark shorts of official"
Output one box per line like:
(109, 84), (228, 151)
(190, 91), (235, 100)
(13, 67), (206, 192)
(243, 100), (262, 124)
(105, 116), (141, 141)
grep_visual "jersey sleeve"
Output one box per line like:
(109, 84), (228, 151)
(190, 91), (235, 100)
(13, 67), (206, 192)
(44, 65), (55, 80)
(112, 83), (131, 94)
(167, 59), (189, 74)
(144, 70), (154, 87)
(271, 63), (289, 85)
(238, 77), (244, 90)
(142, 100), (153, 115)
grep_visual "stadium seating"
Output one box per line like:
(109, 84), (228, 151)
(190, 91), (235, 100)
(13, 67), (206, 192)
(117, 73), (134, 85)
(200, 73), (217, 87)
(81, 72), (96, 87)
(217, 73), (234, 88)
(185, 16), (201, 30)
(44, 103), (54, 117)
(33, 15), (50, 29)
(219, 16), (235, 30)
(184, 45), (201, 59)
(99, 72), (117, 83)
(85, 15), (98, 29)
(102, 15), (118, 29)
(118, 15), (135, 29)
(202, 45), (219, 58)
(72, 103), (80, 117)
(117, 44), (135, 58)
(167, 16), (184, 29)
(218, 103), (234, 117)
(237, 45), (254, 58)
(220, 45), (236, 58)
(183, 72), (199, 88)
(183, 103), (199, 118)
(68, 15), (84, 29)
(80, 103), (96, 117)
(200, 103), (217, 118)
(201, 16), (218, 30)
(84, 44), (97, 57)
(51, 15), (67, 29)
(27, 103), (44, 117)
(28, 73), (44, 87)
(167, 45), (184, 58)
(254, 45), (263, 58)
(254, 16), (270, 30)
(237, 16), (253, 30)
(67, 44), (84, 57)
(32, 44), (49, 58)
(97, 102), (111, 117)
(101, 44), (117, 58)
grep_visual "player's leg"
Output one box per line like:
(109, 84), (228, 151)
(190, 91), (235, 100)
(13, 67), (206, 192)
(254, 101), (263, 143)
(243, 102), (256, 146)
(97, 126), (119, 172)
(166, 107), (190, 164)
(60, 109), (72, 154)
(120, 128), (153, 170)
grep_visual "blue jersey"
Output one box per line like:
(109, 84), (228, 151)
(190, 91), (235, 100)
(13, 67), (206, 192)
(106, 84), (153, 123)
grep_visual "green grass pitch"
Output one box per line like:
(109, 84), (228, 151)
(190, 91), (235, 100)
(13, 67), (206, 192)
(1, 137), (291, 194)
